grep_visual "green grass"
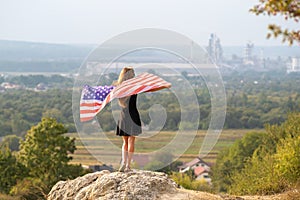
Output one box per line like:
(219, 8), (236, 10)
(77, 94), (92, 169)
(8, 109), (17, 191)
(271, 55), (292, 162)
(67, 129), (262, 166)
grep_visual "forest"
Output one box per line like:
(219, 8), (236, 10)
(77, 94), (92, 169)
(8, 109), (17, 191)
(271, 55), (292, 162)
(0, 70), (300, 198)
(1, 70), (300, 137)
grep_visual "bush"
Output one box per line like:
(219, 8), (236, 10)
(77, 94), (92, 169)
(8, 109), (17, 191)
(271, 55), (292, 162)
(219, 113), (300, 195)
(274, 136), (300, 184)
(0, 135), (22, 152)
(9, 178), (48, 200)
(170, 172), (212, 192)
(212, 131), (267, 192)
(0, 148), (28, 194)
(229, 150), (286, 195)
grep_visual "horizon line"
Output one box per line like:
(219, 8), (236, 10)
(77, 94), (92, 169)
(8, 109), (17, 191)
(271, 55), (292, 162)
(0, 38), (296, 48)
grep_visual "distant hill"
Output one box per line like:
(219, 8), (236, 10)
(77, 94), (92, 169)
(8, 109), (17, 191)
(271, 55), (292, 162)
(0, 40), (93, 60)
(0, 40), (299, 72)
(0, 40), (93, 72)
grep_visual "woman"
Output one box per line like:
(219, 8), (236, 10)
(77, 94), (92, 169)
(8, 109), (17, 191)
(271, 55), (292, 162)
(116, 67), (142, 172)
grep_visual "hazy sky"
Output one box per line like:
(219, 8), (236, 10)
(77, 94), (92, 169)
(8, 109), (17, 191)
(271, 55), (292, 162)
(0, 0), (299, 46)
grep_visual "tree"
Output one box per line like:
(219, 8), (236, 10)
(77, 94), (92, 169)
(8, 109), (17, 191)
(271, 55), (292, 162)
(0, 135), (22, 151)
(18, 118), (76, 191)
(212, 131), (267, 192)
(42, 108), (65, 123)
(10, 165), (87, 199)
(250, 0), (300, 45)
(9, 178), (48, 200)
(225, 113), (300, 195)
(0, 148), (28, 194)
(229, 150), (283, 195)
(274, 136), (300, 183)
(11, 114), (30, 136)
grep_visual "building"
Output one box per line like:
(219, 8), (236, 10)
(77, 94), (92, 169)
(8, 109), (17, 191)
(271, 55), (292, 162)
(178, 157), (212, 184)
(0, 82), (22, 89)
(194, 166), (211, 184)
(287, 57), (300, 73)
(243, 42), (254, 65)
(178, 157), (211, 173)
(207, 33), (223, 64)
(35, 83), (47, 91)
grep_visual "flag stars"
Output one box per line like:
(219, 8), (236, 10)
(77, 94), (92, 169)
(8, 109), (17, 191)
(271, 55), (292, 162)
(81, 85), (115, 101)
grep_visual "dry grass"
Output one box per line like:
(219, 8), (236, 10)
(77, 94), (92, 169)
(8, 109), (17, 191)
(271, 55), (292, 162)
(0, 194), (21, 200)
(67, 129), (261, 166)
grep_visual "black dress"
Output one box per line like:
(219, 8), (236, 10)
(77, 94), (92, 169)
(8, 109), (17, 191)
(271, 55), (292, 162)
(116, 94), (142, 136)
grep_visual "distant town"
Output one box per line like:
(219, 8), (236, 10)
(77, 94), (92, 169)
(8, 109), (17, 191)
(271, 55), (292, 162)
(206, 34), (300, 74)
(0, 34), (299, 81)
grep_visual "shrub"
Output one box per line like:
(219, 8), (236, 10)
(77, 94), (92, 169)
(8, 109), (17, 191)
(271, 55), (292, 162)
(274, 136), (300, 184)
(170, 171), (212, 192)
(9, 178), (47, 200)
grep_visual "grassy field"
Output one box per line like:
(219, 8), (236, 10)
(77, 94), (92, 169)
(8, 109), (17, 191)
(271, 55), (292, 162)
(67, 129), (263, 167)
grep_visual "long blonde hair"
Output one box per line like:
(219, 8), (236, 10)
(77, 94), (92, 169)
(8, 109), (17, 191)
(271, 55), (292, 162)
(117, 67), (135, 107)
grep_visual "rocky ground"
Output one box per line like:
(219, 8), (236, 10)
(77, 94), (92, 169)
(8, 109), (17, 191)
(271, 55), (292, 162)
(47, 170), (299, 200)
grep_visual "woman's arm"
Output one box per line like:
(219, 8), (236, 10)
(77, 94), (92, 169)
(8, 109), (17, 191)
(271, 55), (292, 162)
(119, 96), (130, 108)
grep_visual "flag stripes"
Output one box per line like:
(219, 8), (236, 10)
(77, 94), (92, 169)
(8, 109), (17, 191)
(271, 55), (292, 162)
(79, 72), (171, 122)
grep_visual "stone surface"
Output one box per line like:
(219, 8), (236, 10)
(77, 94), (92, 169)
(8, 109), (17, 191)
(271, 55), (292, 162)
(48, 169), (296, 200)
(48, 170), (184, 200)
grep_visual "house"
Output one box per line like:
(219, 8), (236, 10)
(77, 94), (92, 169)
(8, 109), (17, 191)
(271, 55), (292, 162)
(1, 82), (22, 89)
(35, 83), (47, 91)
(178, 157), (211, 173)
(178, 157), (212, 184)
(193, 166), (211, 184)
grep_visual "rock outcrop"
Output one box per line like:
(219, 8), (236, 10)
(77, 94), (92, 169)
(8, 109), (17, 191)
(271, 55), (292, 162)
(47, 169), (222, 200)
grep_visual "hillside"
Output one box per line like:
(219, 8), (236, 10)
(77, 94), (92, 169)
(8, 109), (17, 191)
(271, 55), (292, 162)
(0, 40), (92, 72)
(1, 40), (300, 72)
(47, 170), (300, 200)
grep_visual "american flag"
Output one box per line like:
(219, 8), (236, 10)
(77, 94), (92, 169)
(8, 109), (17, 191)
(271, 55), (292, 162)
(80, 72), (171, 122)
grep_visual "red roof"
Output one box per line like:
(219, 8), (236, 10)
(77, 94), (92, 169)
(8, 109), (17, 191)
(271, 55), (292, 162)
(194, 166), (208, 176)
(178, 157), (210, 169)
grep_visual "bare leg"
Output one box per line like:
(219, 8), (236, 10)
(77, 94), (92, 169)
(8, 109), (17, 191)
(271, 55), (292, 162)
(119, 136), (129, 172)
(126, 136), (135, 171)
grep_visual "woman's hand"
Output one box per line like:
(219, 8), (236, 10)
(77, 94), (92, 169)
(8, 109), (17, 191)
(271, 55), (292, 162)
(119, 96), (130, 108)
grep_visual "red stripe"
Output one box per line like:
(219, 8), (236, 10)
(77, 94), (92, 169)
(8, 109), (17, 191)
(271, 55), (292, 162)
(115, 85), (147, 98)
(120, 73), (152, 86)
(146, 86), (169, 92)
(100, 93), (112, 109)
(105, 93), (112, 103)
(131, 85), (149, 94)
(80, 117), (94, 122)
(115, 85), (143, 98)
(79, 72), (171, 122)
(113, 74), (156, 94)
(80, 102), (102, 107)
(80, 110), (99, 114)
(113, 76), (160, 96)
(113, 78), (169, 99)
